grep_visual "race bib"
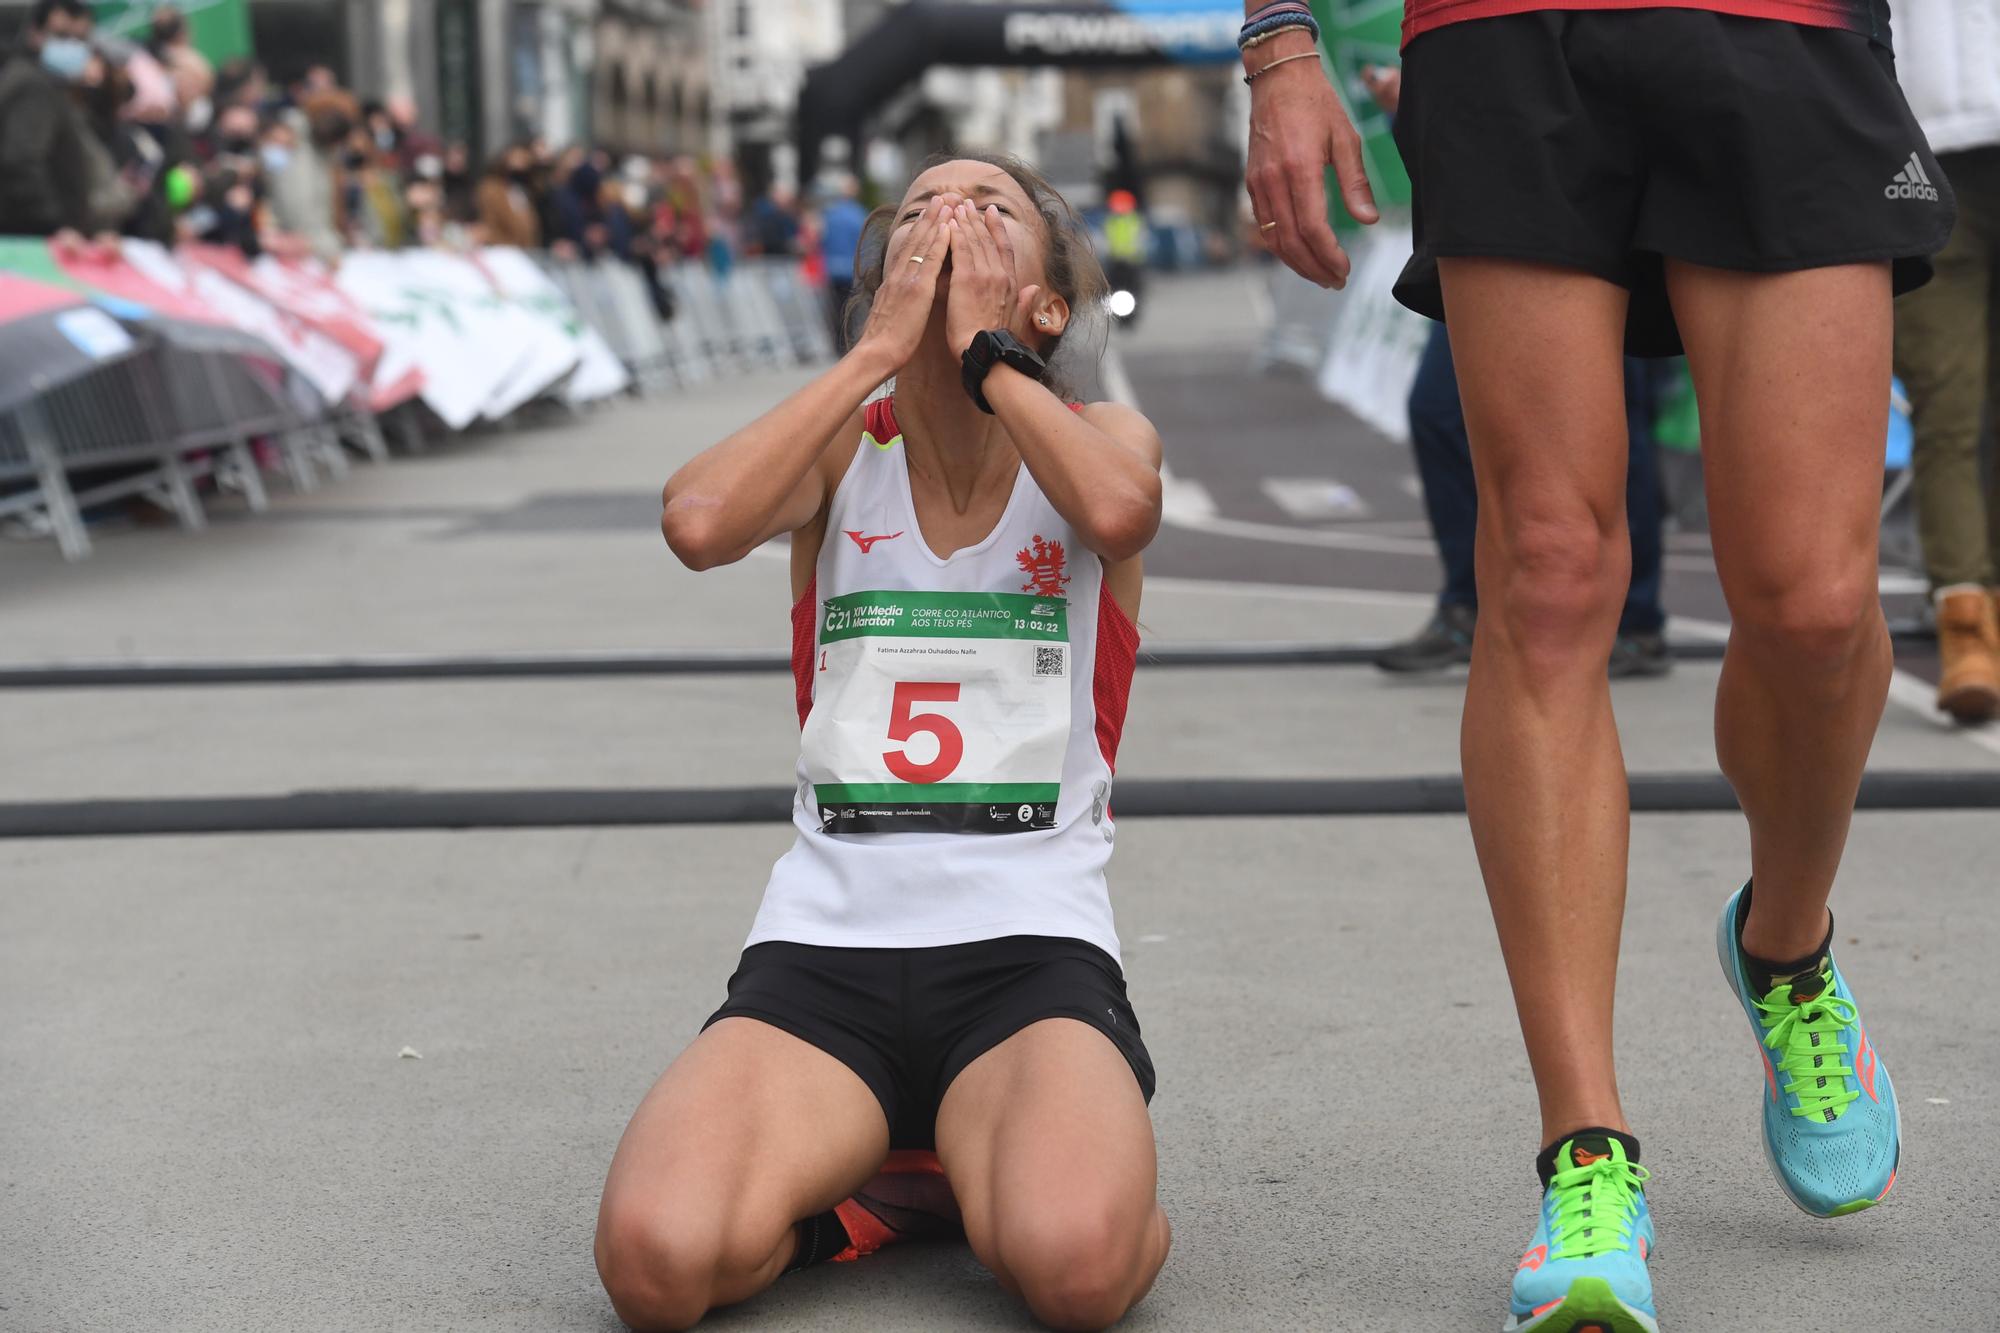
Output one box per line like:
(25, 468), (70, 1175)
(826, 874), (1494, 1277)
(804, 589), (1071, 834)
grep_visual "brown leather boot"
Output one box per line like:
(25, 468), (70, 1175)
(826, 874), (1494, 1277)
(1935, 586), (2000, 723)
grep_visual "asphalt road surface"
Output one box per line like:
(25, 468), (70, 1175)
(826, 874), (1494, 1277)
(2, 270), (1994, 1332)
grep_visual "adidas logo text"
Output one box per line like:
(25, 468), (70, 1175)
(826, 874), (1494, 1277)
(1885, 152), (1939, 202)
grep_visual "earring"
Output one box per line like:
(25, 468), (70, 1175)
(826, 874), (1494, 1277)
(1037, 315), (1049, 327)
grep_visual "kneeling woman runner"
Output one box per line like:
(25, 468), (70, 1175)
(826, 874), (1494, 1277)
(594, 154), (1170, 1332)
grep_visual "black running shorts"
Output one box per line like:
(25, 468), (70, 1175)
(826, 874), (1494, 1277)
(1392, 10), (1957, 356)
(704, 934), (1155, 1149)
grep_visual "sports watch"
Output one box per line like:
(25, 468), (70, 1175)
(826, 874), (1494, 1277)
(960, 328), (1048, 414)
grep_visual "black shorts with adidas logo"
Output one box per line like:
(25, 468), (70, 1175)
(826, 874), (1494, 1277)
(1391, 9), (1958, 356)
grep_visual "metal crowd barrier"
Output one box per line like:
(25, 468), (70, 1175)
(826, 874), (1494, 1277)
(0, 337), (344, 561)
(531, 256), (834, 395)
(537, 257), (678, 395)
(5, 255), (835, 561)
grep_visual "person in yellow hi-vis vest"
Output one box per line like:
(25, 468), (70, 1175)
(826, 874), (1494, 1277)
(1102, 189), (1148, 325)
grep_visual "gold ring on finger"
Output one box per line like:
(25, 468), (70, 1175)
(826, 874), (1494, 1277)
(1260, 221), (1278, 231)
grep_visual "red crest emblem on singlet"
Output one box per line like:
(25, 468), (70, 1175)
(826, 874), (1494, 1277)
(1016, 535), (1070, 599)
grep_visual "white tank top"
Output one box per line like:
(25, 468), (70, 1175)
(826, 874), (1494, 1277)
(749, 397), (1139, 961)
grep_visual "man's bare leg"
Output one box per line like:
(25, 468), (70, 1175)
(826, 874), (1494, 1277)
(1437, 257), (1636, 1144)
(1665, 261), (1895, 960)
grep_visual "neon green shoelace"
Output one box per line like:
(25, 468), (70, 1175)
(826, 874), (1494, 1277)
(1548, 1155), (1650, 1261)
(1758, 974), (1860, 1120)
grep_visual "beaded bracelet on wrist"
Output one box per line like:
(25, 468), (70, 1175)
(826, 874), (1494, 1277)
(1237, 8), (1320, 50)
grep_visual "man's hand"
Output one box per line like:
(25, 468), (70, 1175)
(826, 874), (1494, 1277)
(1245, 32), (1378, 289)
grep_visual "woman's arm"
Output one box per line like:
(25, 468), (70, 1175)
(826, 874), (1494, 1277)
(944, 201), (1163, 562)
(983, 373), (1163, 563)
(661, 196), (955, 570)
(658, 351), (882, 570)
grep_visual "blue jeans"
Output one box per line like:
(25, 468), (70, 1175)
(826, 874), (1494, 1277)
(1407, 324), (1666, 635)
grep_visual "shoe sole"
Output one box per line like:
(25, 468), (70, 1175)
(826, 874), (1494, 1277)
(1714, 893), (1901, 1219)
(1502, 1278), (1659, 1333)
(1937, 681), (2000, 723)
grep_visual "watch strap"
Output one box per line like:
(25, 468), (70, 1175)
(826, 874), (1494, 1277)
(961, 329), (1047, 415)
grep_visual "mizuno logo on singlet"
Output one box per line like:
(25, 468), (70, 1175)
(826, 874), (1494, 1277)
(845, 530), (904, 553)
(1885, 154), (1939, 202)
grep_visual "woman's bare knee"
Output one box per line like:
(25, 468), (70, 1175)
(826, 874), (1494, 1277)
(989, 1202), (1166, 1331)
(1726, 572), (1883, 675)
(594, 1205), (721, 1332)
(595, 1201), (791, 1332)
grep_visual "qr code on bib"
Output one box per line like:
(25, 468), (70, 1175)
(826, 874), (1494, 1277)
(1034, 645), (1067, 678)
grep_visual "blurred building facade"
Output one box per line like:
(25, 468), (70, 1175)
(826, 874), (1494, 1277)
(593, 0), (712, 157)
(341, 0), (599, 157)
(711, 0), (843, 189)
(78, 0), (716, 165)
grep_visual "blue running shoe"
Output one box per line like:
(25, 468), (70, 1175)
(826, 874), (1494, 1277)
(1717, 882), (1900, 1217)
(1504, 1135), (1658, 1333)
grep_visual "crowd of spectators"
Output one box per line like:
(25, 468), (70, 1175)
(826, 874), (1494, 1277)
(0, 0), (842, 323)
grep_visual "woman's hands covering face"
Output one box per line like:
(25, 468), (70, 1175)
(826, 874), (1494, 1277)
(852, 194), (953, 373)
(944, 201), (1042, 358)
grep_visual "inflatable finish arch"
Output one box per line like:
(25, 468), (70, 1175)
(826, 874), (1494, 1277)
(795, 1), (1241, 186)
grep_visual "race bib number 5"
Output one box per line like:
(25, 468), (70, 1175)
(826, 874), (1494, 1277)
(804, 590), (1071, 834)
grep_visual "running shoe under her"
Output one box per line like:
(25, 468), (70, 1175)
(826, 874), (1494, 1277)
(829, 1149), (964, 1262)
(1505, 1135), (1658, 1333)
(1716, 883), (1900, 1217)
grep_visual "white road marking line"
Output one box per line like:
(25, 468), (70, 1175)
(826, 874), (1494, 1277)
(1100, 342), (1140, 410)
(1160, 463), (1219, 523)
(1877, 569), (1929, 595)
(1261, 478), (1373, 521)
(1108, 341), (1223, 526)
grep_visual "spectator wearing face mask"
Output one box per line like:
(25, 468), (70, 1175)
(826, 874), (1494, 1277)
(87, 35), (191, 245)
(341, 125), (408, 250)
(188, 102), (267, 254)
(252, 119), (315, 260)
(266, 86), (354, 262)
(0, 0), (98, 238)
